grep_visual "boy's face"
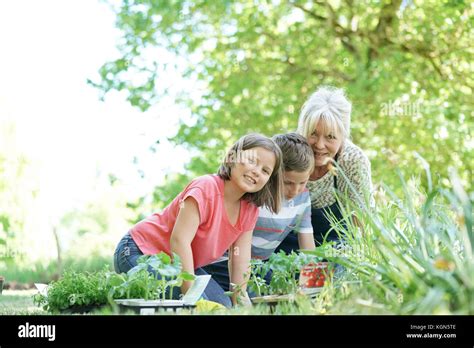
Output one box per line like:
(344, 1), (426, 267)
(283, 170), (311, 200)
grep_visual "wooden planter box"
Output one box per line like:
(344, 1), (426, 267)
(251, 287), (322, 306)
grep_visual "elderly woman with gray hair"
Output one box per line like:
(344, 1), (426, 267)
(276, 86), (374, 251)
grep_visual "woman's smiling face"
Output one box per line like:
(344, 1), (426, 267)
(307, 121), (343, 167)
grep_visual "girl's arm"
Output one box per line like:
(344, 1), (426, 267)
(228, 229), (253, 306)
(298, 233), (316, 251)
(170, 197), (200, 294)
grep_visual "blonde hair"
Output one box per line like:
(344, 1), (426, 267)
(218, 133), (283, 214)
(297, 86), (352, 140)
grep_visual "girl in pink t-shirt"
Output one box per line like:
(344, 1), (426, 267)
(114, 133), (283, 307)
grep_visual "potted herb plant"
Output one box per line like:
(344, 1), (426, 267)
(33, 252), (196, 314)
(111, 252), (197, 313)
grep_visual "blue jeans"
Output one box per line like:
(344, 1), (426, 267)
(113, 232), (232, 308)
(201, 260), (231, 292)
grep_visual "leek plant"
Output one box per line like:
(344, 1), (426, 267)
(306, 158), (473, 315)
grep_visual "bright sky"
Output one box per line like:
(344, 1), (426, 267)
(0, 1), (192, 259)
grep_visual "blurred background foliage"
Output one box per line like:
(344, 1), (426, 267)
(0, 121), (40, 269)
(90, 0), (472, 214)
(0, 121), (133, 278)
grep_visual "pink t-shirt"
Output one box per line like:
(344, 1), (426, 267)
(130, 174), (259, 269)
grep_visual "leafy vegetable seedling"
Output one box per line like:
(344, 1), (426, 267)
(247, 251), (322, 297)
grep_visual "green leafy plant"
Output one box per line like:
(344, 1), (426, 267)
(306, 162), (474, 314)
(33, 252), (196, 313)
(247, 251), (321, 296)
(109, 252), (195, 301)
(33, 266), (113, 313)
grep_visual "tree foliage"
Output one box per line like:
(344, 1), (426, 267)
(0, 121), (39, 265)
(91, 0), (473, 208)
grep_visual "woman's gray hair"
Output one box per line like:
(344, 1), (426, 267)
(297, 86), (352, 139)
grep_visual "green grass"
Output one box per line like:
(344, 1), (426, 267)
(0, 290), (46, 315)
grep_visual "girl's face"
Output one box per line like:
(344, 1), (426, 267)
(231, 146), (276, 193)
(307, 121), (343, 168)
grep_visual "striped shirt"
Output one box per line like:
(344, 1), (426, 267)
(251, 189), (313, 260)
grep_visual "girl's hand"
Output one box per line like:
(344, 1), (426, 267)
(180, 279), (194, 295)
(237, 291), (252, 307)
(230, 283), (252, 307)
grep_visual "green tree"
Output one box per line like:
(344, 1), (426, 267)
(91, 0), (473, 208)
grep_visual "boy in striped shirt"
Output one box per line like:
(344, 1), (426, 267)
(251, 133), (315, 260)
(203, 133), (316, 291)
